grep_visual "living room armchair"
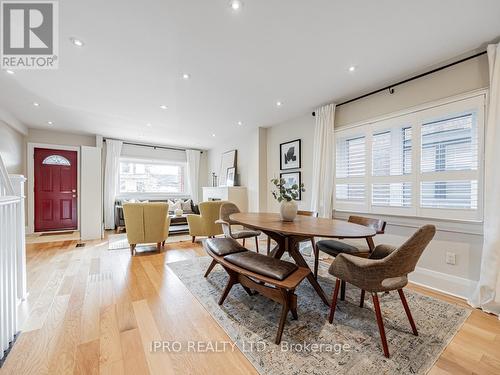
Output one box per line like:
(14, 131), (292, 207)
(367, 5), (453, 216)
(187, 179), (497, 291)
(122, 202), (170, 255)
(187, 201), (226, 242)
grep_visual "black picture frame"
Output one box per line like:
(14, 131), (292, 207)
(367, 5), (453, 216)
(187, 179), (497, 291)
(280, 139), (301, 170)
(280, 171), (302, 201)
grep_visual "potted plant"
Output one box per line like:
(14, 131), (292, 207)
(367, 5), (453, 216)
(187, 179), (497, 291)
(271, 178), (305, 221)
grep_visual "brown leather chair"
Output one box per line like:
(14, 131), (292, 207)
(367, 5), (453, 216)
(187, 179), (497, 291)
(266, 210), (318, 254)
(328, 224), (436, 358)
(315, 216), (386, 299)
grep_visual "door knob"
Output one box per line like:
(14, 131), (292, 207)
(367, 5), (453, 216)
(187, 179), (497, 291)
(72, 195), (76, 198)
(72, 189), (76, 193)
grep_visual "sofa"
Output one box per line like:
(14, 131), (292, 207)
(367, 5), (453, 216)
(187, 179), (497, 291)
(115, 198), (199, 233)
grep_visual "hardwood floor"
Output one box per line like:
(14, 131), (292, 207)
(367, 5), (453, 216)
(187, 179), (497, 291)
(1, 235), (499, 374)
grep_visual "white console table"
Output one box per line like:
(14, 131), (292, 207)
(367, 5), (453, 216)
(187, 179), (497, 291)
(202, 186), (248, 212)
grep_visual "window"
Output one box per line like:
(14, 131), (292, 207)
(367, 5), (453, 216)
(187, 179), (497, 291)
(119, 158), (186, 195)
(334, 94), (485, 221)
(42, 155), (71, 166)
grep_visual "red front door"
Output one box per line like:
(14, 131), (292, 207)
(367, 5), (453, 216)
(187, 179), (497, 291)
(34, 148), (78, 232)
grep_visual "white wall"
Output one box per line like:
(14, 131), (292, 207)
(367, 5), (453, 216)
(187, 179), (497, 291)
(0, 120), (25, 174)
(27, 128), (96, 147)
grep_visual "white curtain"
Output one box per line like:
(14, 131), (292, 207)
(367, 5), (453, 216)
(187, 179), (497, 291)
(311, 103), (336, 218)
(186, 149), (201, 203)
(469, 43), (500, 317)
(103, 139), (123, 230)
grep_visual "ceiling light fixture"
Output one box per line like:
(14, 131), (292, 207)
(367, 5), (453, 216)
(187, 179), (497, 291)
(33, 102), (40, 107)
(146, 123), (152, 127)
(348, 65), (356, 72)
(5, 69), (14, 75)
(212, 133), (216, 137)
(237, 121), (243, 126)
(159, 105), (168, 110)
(276, 101), (282, 107)
(182, 73), (191, 80)
(47, 121), (53, 126)
(70, 37), (85, 47)
(230, 0), (243, 11)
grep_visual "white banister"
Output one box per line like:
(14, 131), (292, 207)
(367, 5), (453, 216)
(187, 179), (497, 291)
(0, 156), (24, 361)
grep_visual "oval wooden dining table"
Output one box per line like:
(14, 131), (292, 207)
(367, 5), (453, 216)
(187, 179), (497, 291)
(230, 212), (377, 306)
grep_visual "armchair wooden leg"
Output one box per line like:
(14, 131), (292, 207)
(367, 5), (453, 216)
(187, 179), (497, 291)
(204, 259), (217, 277)
(360, 290), (366, 307)
(242, 238), (246, 247)
(156, 243), (162, 252)
(372, 293), (390, 358)
(340, 280), (346, 301)
(130, 244), (136, 256)
(328, 279), (341, 323)
(255, 236), (259, 253)
(398, 289), (418, 336)
(192, 236), (196, 243)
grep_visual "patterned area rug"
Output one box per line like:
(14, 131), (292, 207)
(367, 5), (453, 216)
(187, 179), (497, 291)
(168, 256), (470, 375)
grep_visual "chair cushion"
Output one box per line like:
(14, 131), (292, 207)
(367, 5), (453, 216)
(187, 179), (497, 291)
(316, 239), (367, 257)
(231, 229), (262, 239)
(224, 252), (298, 281)
(205, 238), (247, 256)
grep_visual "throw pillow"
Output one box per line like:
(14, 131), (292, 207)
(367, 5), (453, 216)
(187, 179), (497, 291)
(180, 199), (193, 213)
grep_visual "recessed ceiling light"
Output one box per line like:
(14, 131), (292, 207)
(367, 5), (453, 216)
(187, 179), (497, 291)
(237, 121), (243, 126)
(70, 37), (84, 47)
(212, 133), (216, 137)
(33, 102), (40, 107)
(276, 101), (282, 107)
(230, 0), (243, 11)
(348, 65), (356, 72)
(5, 69), (14, 75)
(146, 123), (152, 127)
(182, 73), (191, 80)
(47, 121), (53, 126)
(159, 105), (168, 110)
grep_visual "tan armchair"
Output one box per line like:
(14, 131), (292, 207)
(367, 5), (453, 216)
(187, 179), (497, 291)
(328, 224), (436, 358)
(122, 202), (170, 256)
(187, 201), (226, 242)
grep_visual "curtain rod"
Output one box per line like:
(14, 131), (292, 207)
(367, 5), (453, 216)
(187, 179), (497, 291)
(312, 50), (487, 116)
(103, 138), (203, 153)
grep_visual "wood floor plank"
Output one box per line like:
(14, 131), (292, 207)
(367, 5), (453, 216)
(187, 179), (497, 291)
(1, 234), (498, 375)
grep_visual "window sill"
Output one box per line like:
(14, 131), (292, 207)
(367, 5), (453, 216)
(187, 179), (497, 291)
(334, 209), (483, 236)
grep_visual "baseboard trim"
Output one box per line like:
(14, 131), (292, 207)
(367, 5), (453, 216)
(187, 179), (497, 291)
(409, 266), (477, 300)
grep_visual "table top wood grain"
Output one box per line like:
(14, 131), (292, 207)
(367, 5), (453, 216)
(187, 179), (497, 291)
(230, 212), (376, 238)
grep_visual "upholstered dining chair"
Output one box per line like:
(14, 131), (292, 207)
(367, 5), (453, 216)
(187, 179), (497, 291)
(215, 202), (262, 252)
(315, 216), (386, 298)
(266, 210), (318, 254)
(328, 224), (436, 358)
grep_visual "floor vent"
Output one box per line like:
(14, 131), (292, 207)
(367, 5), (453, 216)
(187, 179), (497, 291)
(75, 243), (86, 248)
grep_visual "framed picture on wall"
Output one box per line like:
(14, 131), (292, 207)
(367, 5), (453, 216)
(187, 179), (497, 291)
(280, 171), (302, 200)
(219, 149), (237, 186)
(280, 139), (301, 170)
(226, 167), (236, 187)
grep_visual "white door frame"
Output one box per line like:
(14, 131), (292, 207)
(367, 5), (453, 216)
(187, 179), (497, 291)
(27, 143), (81, 234)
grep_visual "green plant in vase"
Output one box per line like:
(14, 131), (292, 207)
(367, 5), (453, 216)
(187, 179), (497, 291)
(271, 178), (305, 221)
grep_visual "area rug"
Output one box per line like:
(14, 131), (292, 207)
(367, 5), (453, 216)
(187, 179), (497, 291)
(168, 256), (470, 375)
(108, 233), (192, 251)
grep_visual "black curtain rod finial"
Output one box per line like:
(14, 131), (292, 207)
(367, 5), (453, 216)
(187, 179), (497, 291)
(312, 111), (316, 117)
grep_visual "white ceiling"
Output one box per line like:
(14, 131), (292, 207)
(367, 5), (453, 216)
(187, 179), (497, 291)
(1, 0), (500, 149)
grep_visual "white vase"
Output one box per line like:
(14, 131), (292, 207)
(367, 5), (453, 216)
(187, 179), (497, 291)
(280, 200), (298, 222)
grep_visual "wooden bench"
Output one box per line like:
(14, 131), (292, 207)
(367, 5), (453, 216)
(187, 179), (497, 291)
(203, 238), (310, 344)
